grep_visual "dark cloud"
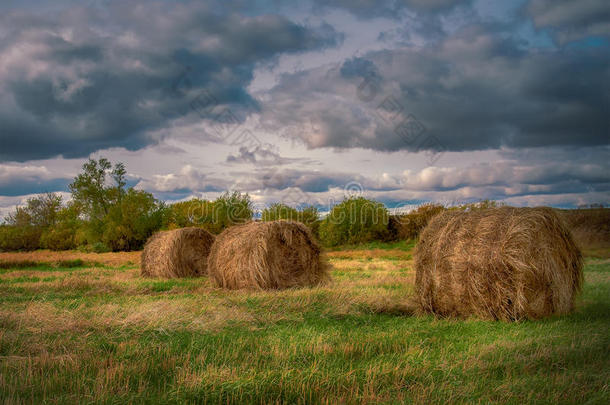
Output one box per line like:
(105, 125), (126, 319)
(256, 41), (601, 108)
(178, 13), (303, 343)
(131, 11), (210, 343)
(311, 0), (471, 19)
(226, 146), (313, 166)
(0, 1), (341, 162)
(526, 0), (610, 44)
(262, 24), (609, 153)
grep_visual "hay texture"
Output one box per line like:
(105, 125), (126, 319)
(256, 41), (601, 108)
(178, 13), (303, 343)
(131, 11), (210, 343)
(414, 207), (583, 320)
(207, 220), (328, 290)
(141, 227), (215, 278)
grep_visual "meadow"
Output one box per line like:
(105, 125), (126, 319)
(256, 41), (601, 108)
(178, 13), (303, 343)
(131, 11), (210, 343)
(0, 242), (608, 404)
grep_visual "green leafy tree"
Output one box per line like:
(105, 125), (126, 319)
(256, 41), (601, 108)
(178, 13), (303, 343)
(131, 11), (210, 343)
(319, 197), (389, 247)
(168, 199), (215, 229)
(392, 203), (446, 241)
(262, 203), (320, 237)
(1, 193), (64, 251)
(299, 206), (321, 237)
(69, 157), (126, 221)
(102, 189), (165, 251)
(0, 225), (42, 251)
(167, 192), (253, 234)
(5, 193), (62, 228)
(262, 203), (299, 222)
(211, 191), (253, 232)
(40, 202), (83, 251)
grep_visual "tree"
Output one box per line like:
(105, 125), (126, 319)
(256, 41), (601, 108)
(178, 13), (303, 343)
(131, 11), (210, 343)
(69, 157), (126, 221)
(392, 203), (445, 241)
(1, 193), (65, 251)
(319, 197), (389, 247)
(112, 162), (127, 202)
(262, 203), (320, 237)
(168, 199), (215, 229)
(5, 193), (62, 228)
(261, 203), (299, 222)
(212, 191), (253, 231)
(102, 189), (165, 251)
(40, 202), (83, 251)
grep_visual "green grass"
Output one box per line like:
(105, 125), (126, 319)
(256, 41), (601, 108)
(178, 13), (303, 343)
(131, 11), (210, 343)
(0, 254), (608, 404)
(0, 259), (105, 271)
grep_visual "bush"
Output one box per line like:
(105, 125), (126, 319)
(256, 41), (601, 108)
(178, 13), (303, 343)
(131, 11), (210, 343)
(0, 225), (42, 251)
(262, 203), (299, 222)
(40, 225), (77, 250)
(393, 203), (445, 241)
(319, 197), (389, 247)
(213, 191), (253, 231)
(169, 192), (253, 235)
(168, 199), (215, 230)
(261, 204), (320, 237)
(39, 203), (82, 251)
(102, 189), (165, 251)
(558, 207), (610, 249)
(91, 242), (111, 253)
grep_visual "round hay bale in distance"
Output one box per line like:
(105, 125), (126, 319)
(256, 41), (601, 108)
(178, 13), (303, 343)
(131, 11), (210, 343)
(141, 227), (215, 278)
(207, 220), (329, 290)
(414, 207), (583, 320)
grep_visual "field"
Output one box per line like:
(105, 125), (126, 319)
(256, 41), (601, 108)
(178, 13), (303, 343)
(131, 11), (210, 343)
(0, 242), (609, 404)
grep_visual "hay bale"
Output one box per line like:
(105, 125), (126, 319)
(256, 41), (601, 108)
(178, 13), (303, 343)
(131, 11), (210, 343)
(414, 207), (583, 320)
(141, 227), (215, 278)
(207, 220), (329, 290)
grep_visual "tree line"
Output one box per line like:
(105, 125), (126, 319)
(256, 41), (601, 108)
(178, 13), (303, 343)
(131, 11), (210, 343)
(0, 158), (505, 252)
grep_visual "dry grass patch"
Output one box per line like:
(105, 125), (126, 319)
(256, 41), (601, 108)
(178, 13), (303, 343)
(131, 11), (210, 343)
(0, 250), (140, 267)
(327, 249), (411, 260)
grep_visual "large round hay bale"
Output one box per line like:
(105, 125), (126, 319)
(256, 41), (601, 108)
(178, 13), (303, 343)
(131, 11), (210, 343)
(207, 220), (329, 290)
(141, 227), (215, 278)
(414, 207), (583, 320)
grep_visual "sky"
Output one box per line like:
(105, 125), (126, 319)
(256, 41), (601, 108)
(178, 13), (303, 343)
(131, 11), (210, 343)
(0, 0), (609, 218)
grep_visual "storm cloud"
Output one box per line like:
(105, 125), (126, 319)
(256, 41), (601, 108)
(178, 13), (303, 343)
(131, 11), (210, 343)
(261, 23), (609, 153)
(0, 1), (341, 162)
(526, 0), (610, 44)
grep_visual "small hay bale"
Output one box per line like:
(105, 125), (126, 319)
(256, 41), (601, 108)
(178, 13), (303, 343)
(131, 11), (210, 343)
(141, 227), (215, 278)
(414, 207), (583, 320)
(207, 220), (329, 290)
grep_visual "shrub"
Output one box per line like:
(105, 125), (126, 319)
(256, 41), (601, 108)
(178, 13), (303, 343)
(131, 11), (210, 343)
(212, 191), (253, 231)
(168, 192), (253, 235)
(102, 189), (165, 251)
(262, 204), (320, 237)
(40, 225), (77, 251)
(456, 199), (505, 211)
(393, 203), (445, 241)
(91, 242), (111, 253)
(39, 203), (82, 251)
(558, 207), (610, 249)
(168, 199), (214, 229)
(319, 197), (389, 247)
(262, 203), (299, 222)
(0, 225), (42, 251)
